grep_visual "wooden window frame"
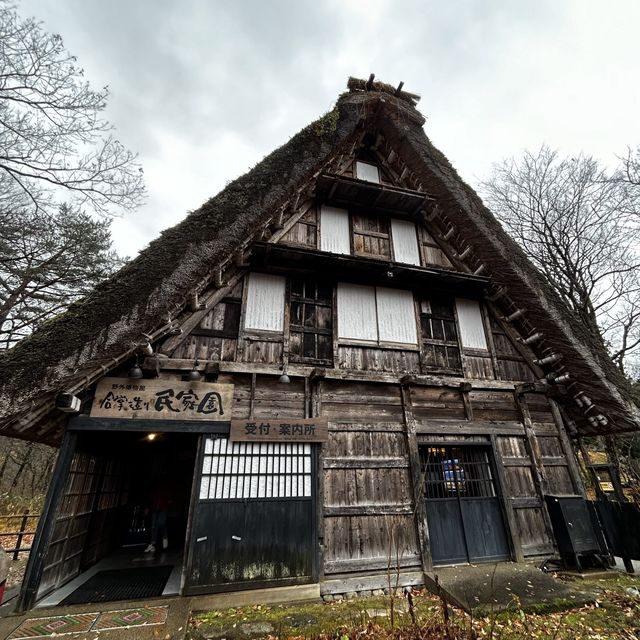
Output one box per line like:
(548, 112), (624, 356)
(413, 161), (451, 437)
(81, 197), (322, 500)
(419, 296), (463, 374)
(351, 211), (392, 261)
(288, 277), (334, 365)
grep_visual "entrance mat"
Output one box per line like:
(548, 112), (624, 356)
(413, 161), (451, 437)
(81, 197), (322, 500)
(60, 565), (174, 605)
(93, 605), (168, 630)
(7, 612), (98, 638)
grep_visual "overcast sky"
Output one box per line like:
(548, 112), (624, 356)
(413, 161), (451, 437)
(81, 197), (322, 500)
(19, 0), (640, 257)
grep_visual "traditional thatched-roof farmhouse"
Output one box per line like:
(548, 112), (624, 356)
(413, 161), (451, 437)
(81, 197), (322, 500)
(2, 77), (638, 610)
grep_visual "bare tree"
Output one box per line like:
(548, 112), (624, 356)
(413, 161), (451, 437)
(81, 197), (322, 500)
(481, 145), (640, 375)
(0, 1), (145, 217)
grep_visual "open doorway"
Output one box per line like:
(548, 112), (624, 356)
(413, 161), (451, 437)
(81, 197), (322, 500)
(35, 430), (198, 606)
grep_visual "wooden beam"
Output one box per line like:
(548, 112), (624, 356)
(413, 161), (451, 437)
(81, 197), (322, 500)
(323, 457), (408, 469)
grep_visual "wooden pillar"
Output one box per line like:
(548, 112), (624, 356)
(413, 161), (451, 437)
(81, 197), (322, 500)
(311, 373), (325, 583)
(400, 383), (433, 572)
(603, 435), (628, 503)
(549, 398), (586, 496)
(576, 437), (607, 500)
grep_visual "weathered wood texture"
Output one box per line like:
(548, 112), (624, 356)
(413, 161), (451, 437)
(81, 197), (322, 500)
(494, 434), (553, 555)
(319, 381), (420, 575)
(337, 346), (421, 373)
(281, 206), (318, 248)
(489, 317), (536, 382)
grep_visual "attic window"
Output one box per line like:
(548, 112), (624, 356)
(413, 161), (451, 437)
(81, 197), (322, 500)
(355, 161), (380, 183)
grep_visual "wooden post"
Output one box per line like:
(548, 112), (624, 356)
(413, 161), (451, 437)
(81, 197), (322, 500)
(549, 398), (586, 496)
(400, 383), (433, 572)
(576, 437), (606, 500)
(312, 375), (325, 583)
(603, 435), (628, 502)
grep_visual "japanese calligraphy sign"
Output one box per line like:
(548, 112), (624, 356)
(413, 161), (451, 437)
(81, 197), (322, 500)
(90, 377), (234, 421)
(229, 417), (328, 442)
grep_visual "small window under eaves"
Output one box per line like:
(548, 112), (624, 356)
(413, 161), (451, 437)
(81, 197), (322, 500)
(320, 205), (350, 255)
(355, 161), (380, 183)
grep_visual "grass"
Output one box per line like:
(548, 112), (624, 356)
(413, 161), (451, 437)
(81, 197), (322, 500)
(188, 573), (640, 640)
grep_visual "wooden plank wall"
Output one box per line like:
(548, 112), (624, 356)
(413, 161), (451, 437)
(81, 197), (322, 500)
(409, 386), (562, 559)
(337, 346), (421, 374)
(319, 380), (421, 576)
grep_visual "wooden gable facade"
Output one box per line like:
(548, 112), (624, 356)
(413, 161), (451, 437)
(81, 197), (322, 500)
(4, 78), (638, 610)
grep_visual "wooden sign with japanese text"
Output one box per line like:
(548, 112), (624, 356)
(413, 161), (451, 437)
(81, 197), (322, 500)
(230, 417), (328, 442)
(90, 377), (234, 421)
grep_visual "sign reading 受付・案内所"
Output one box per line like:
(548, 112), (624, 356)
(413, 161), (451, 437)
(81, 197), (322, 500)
(90, 377), (234, 421)
(230, 417), (328, 442)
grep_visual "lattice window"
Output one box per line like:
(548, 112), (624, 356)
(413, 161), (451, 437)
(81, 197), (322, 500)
(352, 213), (391, 259)
(289, 278), (333, 363)
(199, 438), (312, 500)
(420, 298), (462, 372)
(420, 446), (497, 499)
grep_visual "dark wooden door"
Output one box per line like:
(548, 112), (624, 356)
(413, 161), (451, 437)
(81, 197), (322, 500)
(184, 437), (316, 594)
(421, 445), (510, 565)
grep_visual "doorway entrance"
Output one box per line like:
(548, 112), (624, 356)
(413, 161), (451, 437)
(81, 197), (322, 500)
(35, 431), (198, 605)
(420, 445), (510, 565)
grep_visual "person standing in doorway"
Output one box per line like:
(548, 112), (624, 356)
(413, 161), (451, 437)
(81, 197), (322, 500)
(145, 482), (170, 554)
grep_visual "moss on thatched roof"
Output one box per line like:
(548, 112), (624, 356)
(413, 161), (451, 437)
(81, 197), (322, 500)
(1, 79), (638, 443)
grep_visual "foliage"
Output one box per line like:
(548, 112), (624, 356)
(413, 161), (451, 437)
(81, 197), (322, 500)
(0, 1), (144, 217)
(0, 203), (123, 348)
(481, 145), (640, 375)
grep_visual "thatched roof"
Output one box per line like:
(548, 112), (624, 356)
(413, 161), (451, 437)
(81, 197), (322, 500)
(1, 77), (638, 444)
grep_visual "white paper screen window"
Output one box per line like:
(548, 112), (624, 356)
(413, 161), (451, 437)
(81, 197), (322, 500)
(355, 161), (380, 183)
(455, 298), (488, 349)
(319, 206), (350, 255)
(390, 219), (421, 266)
(337, 283), (378, 341)
(199, 438), (312, 500)
(244, 273), (285, 331)
(376, 287), (418, 344)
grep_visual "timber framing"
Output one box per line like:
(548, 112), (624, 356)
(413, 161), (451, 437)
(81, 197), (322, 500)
(7, 76), (638, 610)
